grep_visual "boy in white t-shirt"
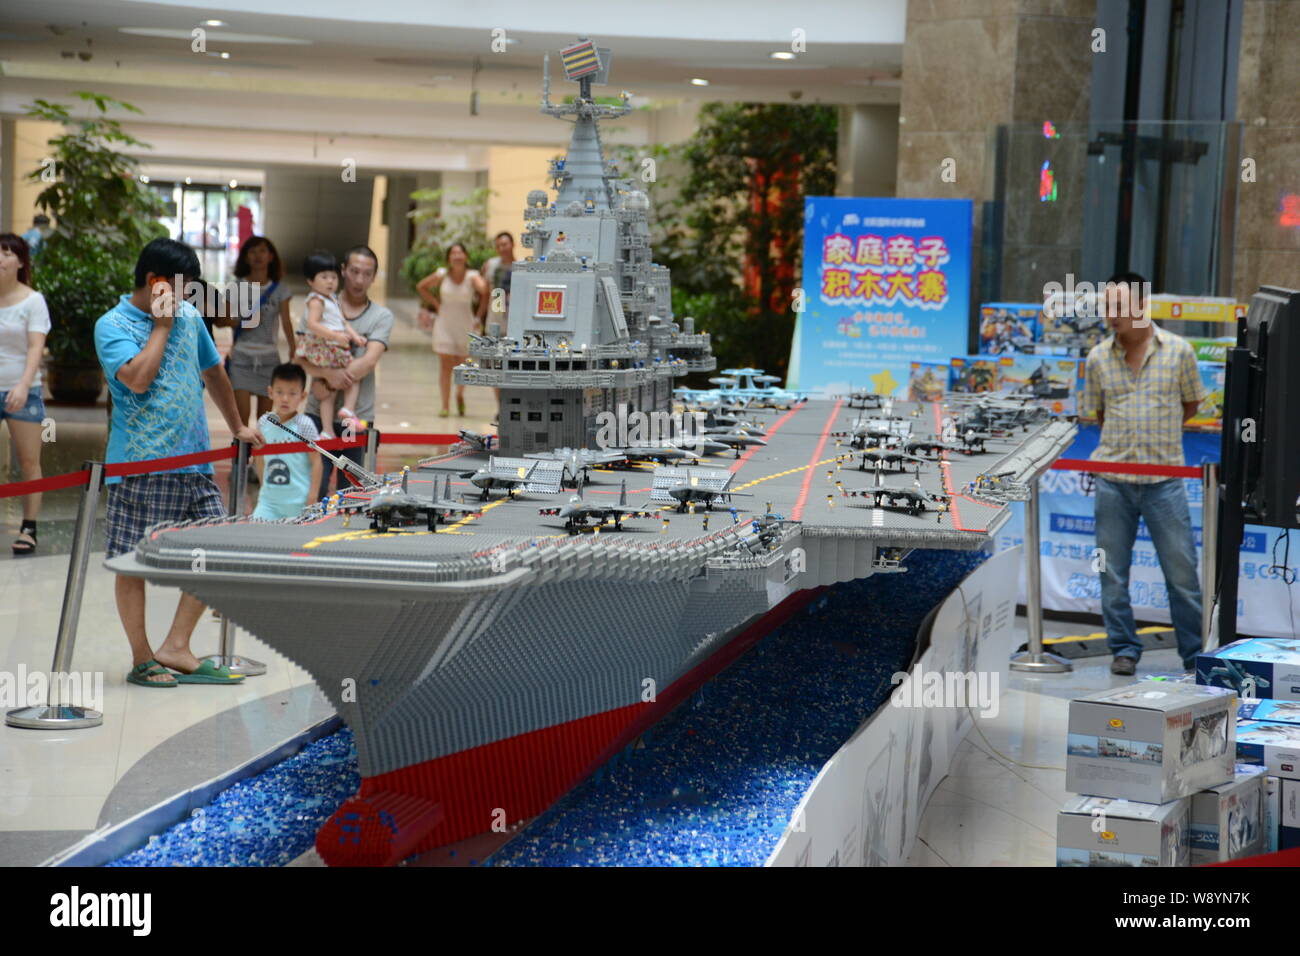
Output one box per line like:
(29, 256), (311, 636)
(253, 363), (323, 520)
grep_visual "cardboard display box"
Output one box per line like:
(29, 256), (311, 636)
(1066, 683), (1235, 803)
(1237, 698), (1300, 726)
(1235, 719), (1300, 780)
(1189, 766), (1267, 864)
(1057, 795), (1188, 867)
(1281, 778), (1300, 850)
(1196, 639), (1300, 701)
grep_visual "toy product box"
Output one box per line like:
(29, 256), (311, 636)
(1189, 766), (1267, 864)
(1196, 638), (1300, 701)
(1235, 719), (1300, 780)
(978, 304), (1039, 355)
(907, 362), (947, 403)
(1237, 698), (1300, 726)
(1185, 337), (1236, 363)
(1056, 795), (1188, 867)
(1148, 295), (1247, 325)
(1066, 683), (1236, 803)
(1281, 778), (1300, 850)
(948, 356), (1000, 394)
(995, 356), (1079, 416)
(1039, 291), (1106, 355)
(1186, 362), (1225, 429)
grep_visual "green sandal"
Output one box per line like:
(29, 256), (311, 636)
(166, 660), (245, 684)
(126, 659), (178, 688)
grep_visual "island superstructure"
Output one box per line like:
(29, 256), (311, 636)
(455, 39), (714, 454)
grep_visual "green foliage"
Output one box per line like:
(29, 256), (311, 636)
(648, 103), (838, 376)
(25, 91), (166, 363)
(398, 186), (496, 295)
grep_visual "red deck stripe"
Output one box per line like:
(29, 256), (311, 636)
(791, 399), (842, 521)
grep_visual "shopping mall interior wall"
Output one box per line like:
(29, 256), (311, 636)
(1232, 0), (1300, 304)
(838, 104), (899, 198)
(262, 168), (375, 289)
(896, 0), (1096, 342)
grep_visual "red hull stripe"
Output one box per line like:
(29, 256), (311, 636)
(317, 584), (821, 865)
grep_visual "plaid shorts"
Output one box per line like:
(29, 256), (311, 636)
(105, 472), (226, 558)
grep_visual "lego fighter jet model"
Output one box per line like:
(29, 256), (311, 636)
(362, 470), (479, 532)
(457, 457), (555, 501)
(456, 429), (497, 452)
(703, 429), (768, 458)
(650, 466), (752, 513)
(838, 480), (951, 518)
(904, 437), (961, 459)
(525, 447), (627, 487)
(538, 478), (655, 534)
(858, 447), (929, 472)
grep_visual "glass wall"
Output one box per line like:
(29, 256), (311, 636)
(983, 120), (1242, 339)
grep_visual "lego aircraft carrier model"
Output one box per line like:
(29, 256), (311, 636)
(108, 41), (1075, 867)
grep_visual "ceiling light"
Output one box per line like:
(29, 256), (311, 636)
(229, 179), (238, 188)
(201, 19), (226, 27)
(184, 177), (192, 185)
(689, 78), (709, 86)
(770, 51), (796, 60)
(219, 51), (231, 59)
(139, 175), (150, 183)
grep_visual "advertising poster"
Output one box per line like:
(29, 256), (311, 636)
(792, 197), (972, 397)
(996, 428), (1296, 638)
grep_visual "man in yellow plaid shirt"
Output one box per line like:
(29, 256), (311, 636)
(1081, 273), (1206, 676)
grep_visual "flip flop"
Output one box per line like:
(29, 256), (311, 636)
(126, 659), (178, 688)
(166, 660), (245, 684)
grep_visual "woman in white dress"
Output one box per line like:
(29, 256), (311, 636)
(0, 234), (51, 554)
(417, 243), (487, 418)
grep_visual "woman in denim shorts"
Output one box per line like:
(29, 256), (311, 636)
(0, 233), (50, 555)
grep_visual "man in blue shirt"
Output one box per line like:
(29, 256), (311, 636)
(96, 238), (264, 687)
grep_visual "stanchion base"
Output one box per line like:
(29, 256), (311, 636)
(199, 654), (267, 677)
(6, 704), (104, 730)
(1009, 650), (1074, 674)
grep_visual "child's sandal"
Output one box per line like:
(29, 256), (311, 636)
(11, 530), (36, 556)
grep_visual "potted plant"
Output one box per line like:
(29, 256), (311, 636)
(25, 92), (166, 403)
(398, 186), (496, 296)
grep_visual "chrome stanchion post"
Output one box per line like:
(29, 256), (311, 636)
(7, 461), (105, 729)
(364, 426), (380, 474)
(202, 441), (266, 677)
(1010, 475), (1072, 673)
(1201, 462), (1219, 652)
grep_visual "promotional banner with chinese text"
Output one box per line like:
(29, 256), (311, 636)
(791, 197), (972, 396)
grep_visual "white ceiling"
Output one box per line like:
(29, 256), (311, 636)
(0, 0), (904, 172)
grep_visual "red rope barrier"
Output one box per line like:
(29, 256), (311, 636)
(1050, 458), (1201, 478)
(0, 468), (92, 500)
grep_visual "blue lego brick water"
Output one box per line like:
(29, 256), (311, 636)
(106, 728), (359, 867)
(105, 548), (981, 867)
(488, 548), (987, 867)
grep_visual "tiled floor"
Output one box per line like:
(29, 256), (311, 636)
(907, 620), (1188, 867)
(0, 301), (1182, 865)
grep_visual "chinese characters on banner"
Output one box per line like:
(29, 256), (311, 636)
(791, 197), (972, 396)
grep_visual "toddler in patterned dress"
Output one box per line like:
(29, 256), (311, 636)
(298, 251), (365, 438)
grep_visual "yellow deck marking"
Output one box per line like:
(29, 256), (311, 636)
(732, 456), (840, 492)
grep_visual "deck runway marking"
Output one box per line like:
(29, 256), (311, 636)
(791, 399), (843, 521)
(733, 457), (840, 492)
(728, 403), (804, 474)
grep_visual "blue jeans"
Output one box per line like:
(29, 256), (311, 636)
(1094, 477), (1203, 668)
